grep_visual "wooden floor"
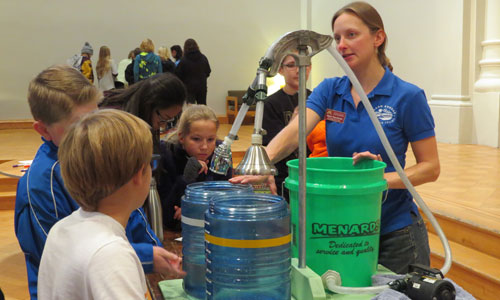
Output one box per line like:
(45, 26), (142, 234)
(406, 143), (500, 234)
(1, 125), (500, 299)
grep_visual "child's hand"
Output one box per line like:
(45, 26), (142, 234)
(153, 246), (186, 277)
(198, 160), (208, 174)
(174, 206), (182, 220)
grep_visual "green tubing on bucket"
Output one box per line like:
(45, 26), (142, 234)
(285, 157), (387, 287)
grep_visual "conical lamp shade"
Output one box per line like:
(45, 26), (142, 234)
(234, 144), (278, 175)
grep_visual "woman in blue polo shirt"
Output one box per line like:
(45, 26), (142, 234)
(232, 1), (440, 274)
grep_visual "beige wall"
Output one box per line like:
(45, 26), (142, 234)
(0, 0), (302, 119)
(307, 0), (465, 103)
(4, 0), (490, 147)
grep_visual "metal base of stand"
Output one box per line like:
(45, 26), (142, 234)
(291, 258), (327, 300)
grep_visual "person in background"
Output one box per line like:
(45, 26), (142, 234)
(99, 72), (188, 227)
(15, 65), (179, 299)
(262, 53), (312, 201)
(80, 42), (94, 83)
(125, 48), (141, 85)
(232, 1), (440, 274)
(134, 38), (162, 83)
(96, 45), (118, 92)
(175, 39), (211, 105)
(307, 120), (328, 158)
(100, 72), (185, 136)
(161, 105), (232, 230)
(170, 45), (183, 66)
(38, 109), (185, 299)
(116, 49), (134, 88)
(158, 46), (175, 73)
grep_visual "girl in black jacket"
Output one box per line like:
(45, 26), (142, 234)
(159, 105), (231, 230)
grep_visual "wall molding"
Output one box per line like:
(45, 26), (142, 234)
(431, 94), (471, 101)
(0, 120), (34, 130)
(430, 100), (473, 107)
(430, 95), (472, 107)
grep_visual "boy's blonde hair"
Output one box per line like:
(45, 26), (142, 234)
(59, 109), (152, 211)
(28, 65), (100, 125)
(166, 104), (219, 143)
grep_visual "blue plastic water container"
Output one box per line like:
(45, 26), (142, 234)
(182, 181), (253, 299)
(205, 194), (291, 300)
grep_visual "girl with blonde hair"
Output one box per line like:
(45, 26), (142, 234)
(158, 46), (175, 73)
(96, 46), (118, 92)
(160, 105), (230, 230)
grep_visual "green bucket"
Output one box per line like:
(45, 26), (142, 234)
(285, 157), (387, 287)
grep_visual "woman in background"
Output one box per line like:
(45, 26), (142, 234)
(125, 48), (141, 85)
(158, 46), (176, 74)
(96, 46), (118, 92)
(116, 49), (135, 88)
(170, 45), (183, 66)
(175, 39), (211, 105)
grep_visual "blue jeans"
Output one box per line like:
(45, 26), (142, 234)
(378, 212), (430, 274)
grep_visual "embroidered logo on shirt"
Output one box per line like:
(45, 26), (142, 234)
(374, 105), (396, 125)
(325, 109), (346, 123)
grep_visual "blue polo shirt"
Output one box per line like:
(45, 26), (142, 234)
(306, 67), (435, 235)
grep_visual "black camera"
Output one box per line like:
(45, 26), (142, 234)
(388, 264), (456, 300)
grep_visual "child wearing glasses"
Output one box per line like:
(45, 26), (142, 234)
(262, 54), (312, 201)
(160, 105), (232, 231)
(100, 72), (191, 231)
(99, 72), (185, 135)
(38, 109), (184, 299)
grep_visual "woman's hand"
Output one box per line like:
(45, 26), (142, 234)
(229, 175), (277, 195)
(352, 151), (382, 165)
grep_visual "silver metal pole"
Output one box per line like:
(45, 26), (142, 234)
(297, 44), (309, 269)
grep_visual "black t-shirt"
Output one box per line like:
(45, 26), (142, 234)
(262, 88), (311, 200)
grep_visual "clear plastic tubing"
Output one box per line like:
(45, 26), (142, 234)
(205, 194), (291, 300)
(181, 181), (253, 299)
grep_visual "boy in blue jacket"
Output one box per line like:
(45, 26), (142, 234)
(14, 65), (182, 299)
(38, 109), (184, 299)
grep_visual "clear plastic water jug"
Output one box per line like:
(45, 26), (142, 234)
(182, 181), (253, 299)
(205, 194), (291, 300)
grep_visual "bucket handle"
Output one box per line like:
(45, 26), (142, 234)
(382, 190), (388, 204)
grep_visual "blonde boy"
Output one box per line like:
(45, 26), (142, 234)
(38, 110), (168, 299)
(15, 65), (183, 299)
